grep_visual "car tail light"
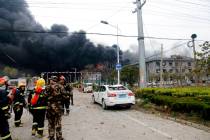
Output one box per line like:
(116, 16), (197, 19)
(108, 93), (117, 97)
(128, 92), (134, 96)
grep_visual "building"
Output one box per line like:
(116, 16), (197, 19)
(146, 55), (195, 84)
(82, 72), (101, 84)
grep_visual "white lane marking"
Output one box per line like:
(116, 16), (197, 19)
(120, 113), (178, 140)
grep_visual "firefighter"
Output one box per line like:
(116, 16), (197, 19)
(0, 76), (14, 140)
(13, 83), (26, 127)
(28, 78), (47, 138)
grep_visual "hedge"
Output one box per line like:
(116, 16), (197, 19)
(135, 87), (210, 120)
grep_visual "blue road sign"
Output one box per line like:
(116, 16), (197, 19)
(116, 63), (122, 70)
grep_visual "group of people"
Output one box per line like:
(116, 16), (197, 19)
(0, 75), (73, 140)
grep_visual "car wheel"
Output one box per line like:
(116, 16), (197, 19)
(102, 99), (107, 110)
(92, 95), (96, 104)
(126, 105), (131, 109)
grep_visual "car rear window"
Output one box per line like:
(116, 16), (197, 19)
(108, 86), (127, 91)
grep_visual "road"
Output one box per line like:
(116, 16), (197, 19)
(10, 89), (210, 140)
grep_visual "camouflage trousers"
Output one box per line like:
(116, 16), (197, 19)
(47, 114), (63, 140)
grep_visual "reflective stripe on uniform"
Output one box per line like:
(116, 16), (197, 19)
(14, 102), (20, 105)
(38, 127), (44, 130)
(40, 95), (44, 97)
(2, 133), (11, 140)
(2, 106), (8, 110)
(14, 120), (21, 123)
(33, 106), (47, 110)
(33, 122), (38, 125)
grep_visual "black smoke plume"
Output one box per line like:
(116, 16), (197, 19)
(0, 0), (117, 73)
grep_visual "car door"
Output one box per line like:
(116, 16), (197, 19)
(98, 86), (106, 104)
(94, 86), (100, 103)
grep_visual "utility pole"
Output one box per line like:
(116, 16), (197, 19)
(160, 44), (163, 87)
(188, 34), (197, 84)
(133, 0), (147, 88)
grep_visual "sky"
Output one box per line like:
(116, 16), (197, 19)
(25, 0), (210, 56)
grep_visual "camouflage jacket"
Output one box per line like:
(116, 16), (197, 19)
(46, 83), (65, 115)
(61, 83), (73, 100)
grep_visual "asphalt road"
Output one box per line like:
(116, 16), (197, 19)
(10, 89), (210, 140)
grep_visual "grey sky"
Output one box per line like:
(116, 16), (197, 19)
(26, 0), (210, 55)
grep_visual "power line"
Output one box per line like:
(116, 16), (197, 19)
(150, 0), (210, 13)
(148, 4), (210, 22)
(0, 29), (207, 41)
(144, 11), (210, 25)
(145, 42), (188, 59)
(86, 3), (131, 31)
(172, 0), (210, 8)
(4, 2), (133, 11)
(0, 48), (17, 64)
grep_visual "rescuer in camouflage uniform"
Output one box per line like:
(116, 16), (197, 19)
(59, 76), (72, 115)
(46, 76), (64, 140)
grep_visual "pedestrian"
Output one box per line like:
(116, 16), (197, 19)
(59, 76), (72, 115)
(69, 83), (74, 106)
(46, 76), (65, 140)
(12, 83), (26, 127)
(28, 78), (47, 138)
(0, 76), (14, 140)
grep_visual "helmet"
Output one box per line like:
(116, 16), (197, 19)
(0, 76), (9, 87)
(18, 83), (26, 88)
(59, 75), (65, 81)
(50, 76), (58, 82)
(36, 78), (45, 88)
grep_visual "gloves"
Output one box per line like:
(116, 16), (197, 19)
(5, 112), (11, 119)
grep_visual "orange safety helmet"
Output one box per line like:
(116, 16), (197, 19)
(0, 76), (9, 86)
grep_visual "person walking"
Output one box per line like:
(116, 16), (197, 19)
(28, 78), (47, 138)
(46, 76), (65, 140)
(12, 83), (26, 127)
(0, 76), (14, 140)
(59, 76), (72, 115)
(69, 83), (74, 106)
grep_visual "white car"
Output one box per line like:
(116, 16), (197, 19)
(92, 85), (135, 109)
(83, 83), (93, 93)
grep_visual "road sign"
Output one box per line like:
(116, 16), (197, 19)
(116, 63), (122, 70)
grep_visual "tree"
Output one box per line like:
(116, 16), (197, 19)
(148, 73), (159, 82)
(196, 41), (210, 83)
(3, 66), (18, 77)
(121, 65), (138, 86)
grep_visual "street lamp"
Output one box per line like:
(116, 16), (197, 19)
(100, 20), (121, 85)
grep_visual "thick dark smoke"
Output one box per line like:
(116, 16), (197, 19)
(0, 0), (117, 73)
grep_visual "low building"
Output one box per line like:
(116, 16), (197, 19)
(146, 55), (195, 85)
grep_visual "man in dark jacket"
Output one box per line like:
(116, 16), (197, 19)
(0, 77), (13, 140)
(13, 84), (26, 127)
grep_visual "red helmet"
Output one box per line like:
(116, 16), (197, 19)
(59, 75), (65, 81)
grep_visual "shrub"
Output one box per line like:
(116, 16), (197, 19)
(135, 87), (210, 120)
